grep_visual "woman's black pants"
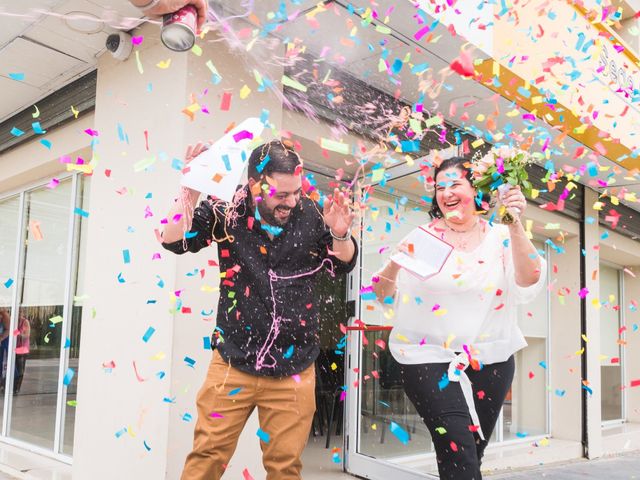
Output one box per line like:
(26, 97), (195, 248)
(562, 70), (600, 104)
(399, 356), (515, 480)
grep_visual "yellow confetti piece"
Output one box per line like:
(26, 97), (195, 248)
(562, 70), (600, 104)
(32, 105), (40, 118)
(506, 108), (520, 117)
(156, 59), (171, 69)
(133, 156), (156, 172)
(281, 75), (307, 92)
(331, 362), (337, 371)
(599, 354), (608, 361)
(444, 334), (455, 349)
(531, 96), (543, 104)
(592, 201), (604, 211)
(135, 50), (143, 74)
(371, 424), (377, 430)
(434, 308), (448, 316)
(206, 60), (220, 77)
(575, 348), (584, 356)
(395, 333), (410, 343)
(67, 163), (93, 174)
(71, 105), (80, 118)
(200, 285), (219, 292)
(191, 44), (202, 56)
(574, 123), (588, 134)
(49, 315), (63, 325)
(150, 352), (166, 361)
(492, 61), (500, 76)
(538, 438), (549, 447)
(591, 298), (601, 309)
(320, 138), (350, 155)
(544, 223), (561, 229)
(239, 84), (252, 99)
(424, 115), (443, 127)
(471, 138), (484, 148)
(375, 25), (391, 34)
(581, 334), (588, 343)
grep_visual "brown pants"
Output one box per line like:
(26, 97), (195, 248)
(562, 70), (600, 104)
(181, 350), (316, 480)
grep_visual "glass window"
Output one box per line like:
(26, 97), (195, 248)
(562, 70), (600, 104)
(357, 174), (435, 468)
(0, 196), (21, 426)
(8, 180), (73, 450)
(600, 264), (623, 423)
(503, 240), (549, 440)
(62, 178), (89, 455)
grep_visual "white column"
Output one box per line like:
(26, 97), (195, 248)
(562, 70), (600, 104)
(583, 187), (602, 458)
(73, 20), (285, 479)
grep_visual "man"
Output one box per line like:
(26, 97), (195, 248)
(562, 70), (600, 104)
(162, 140), (358, 479)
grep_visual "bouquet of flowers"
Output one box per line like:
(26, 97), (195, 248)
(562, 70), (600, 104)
(471, 146), (533, 224)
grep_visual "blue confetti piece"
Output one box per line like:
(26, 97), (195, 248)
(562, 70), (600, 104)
(143, 440), (151, 451)
(222, 154), (231, 171)
(172, 158), (184, 170)
(360, 292), (377, 301)
(40, 139), (52, 149)
(163, 397), (176, 403)
(438, 373), (450, 391)
(115, 427), (127, 438)
(389, 421), (409, 445)
(63, 368), (75, 386)
(156, 371), (165, 380)
(383, 296), (395, 305)
(123, 249), (131, 264)
(74, 207), (89, 218)
(391, 58), (403, 74)
(184, 231), (198, 239)
(228, 387), (242, 396)
(64, 338), (71, 349)
(3, 278), (13, 289)
(332, 452), (341, 463)
(516, 86), (531, 98)
(400, 140), (420, 152)
(256, 154), (270, 173)
(184, 356), (196, 368)
(203, 336), (212, 350)
(261, 224), (283, 236)
(260, 108), (270, 125)
(555, 389), (566, 397)
(283, 345), (294, 359)
(10, 127), (24, 137)
(9, 73), (25, 81)
(145, 192), (152, 199)
(516, 432), (528, 438)
(256, 428), (270, 443)
(582, 384), (593, 395)
(117, 273), (125, 283)
(182, 413), (193, 422)
(32, 122), (46, 134)
(539, 361), (547, 369)
(142, 326), (155, 343)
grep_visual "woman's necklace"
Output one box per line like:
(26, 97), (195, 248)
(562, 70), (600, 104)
(441, 218), (482, 251)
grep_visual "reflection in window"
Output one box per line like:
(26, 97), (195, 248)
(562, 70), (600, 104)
(600, 264), (623, 423)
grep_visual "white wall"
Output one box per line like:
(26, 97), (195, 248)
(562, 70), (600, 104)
(73, 22), (189, 480)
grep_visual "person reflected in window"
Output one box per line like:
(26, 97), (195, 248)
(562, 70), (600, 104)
(373, 157), (546, 480)
(0, 309), (10, 388)
(14, 314), (30, 395)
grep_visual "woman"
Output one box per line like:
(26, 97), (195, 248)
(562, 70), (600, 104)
(373, 156), (546, 479)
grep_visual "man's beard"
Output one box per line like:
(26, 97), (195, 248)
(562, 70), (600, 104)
(257, 202), (294, 226)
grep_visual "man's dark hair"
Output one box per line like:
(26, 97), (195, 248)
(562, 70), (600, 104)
(429, 156), (492, 219)
(247, 140), (301, 181)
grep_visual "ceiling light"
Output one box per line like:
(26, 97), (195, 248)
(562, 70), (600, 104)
(63, 11), (104, 34)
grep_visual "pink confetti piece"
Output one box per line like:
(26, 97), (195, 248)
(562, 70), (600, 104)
(292, 374), (301, 383)
(233, 130), (254, 142)
(84, 128), (99, 136)
(132, 35), (144, 45)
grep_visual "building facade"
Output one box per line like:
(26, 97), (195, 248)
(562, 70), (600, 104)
(0, 1), (638, 479)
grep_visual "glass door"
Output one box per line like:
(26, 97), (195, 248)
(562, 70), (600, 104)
(344, 155), (551, 478)
(345, 160), (446, 479)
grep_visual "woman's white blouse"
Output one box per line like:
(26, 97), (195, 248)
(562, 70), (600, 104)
(388, 223), (547, 366)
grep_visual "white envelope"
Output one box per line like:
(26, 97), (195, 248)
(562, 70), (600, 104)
(181, 117), (265, 201)
(390, 226), (453, 280)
